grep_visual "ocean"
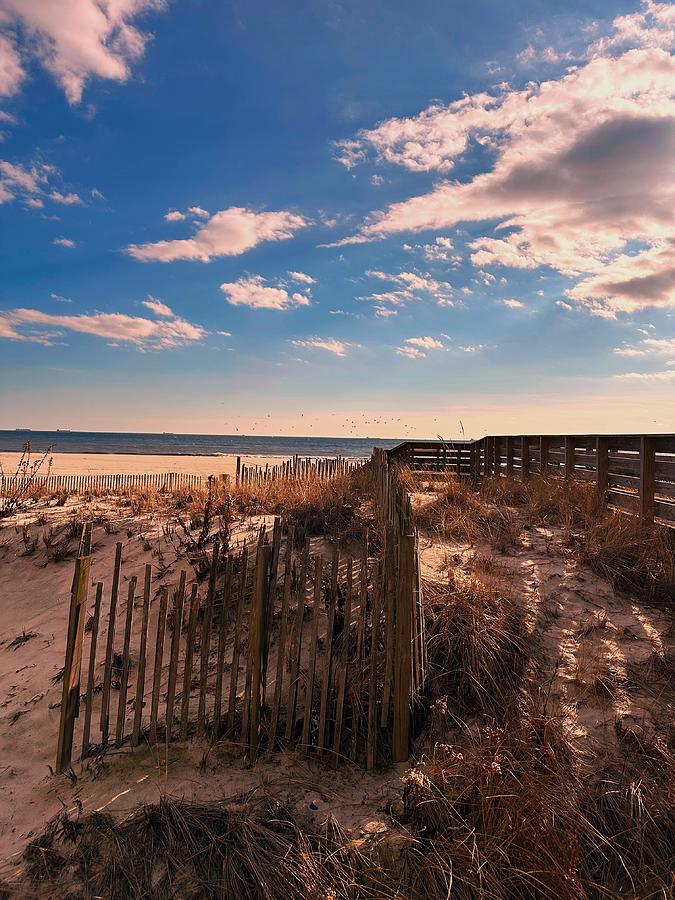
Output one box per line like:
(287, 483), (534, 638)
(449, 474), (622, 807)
(0, 430), (404, 458)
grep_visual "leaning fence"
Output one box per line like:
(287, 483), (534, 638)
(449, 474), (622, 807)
(55, 455), (425, 774)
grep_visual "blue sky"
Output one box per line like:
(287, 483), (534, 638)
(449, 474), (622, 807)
(1, 0), (674, 437)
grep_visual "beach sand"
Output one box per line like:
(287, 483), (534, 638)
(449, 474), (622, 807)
(0, 452), (289, 478)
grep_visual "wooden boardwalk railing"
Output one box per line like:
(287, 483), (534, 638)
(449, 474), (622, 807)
(235, 454), (360, 485)
(388, 434), (675, 527)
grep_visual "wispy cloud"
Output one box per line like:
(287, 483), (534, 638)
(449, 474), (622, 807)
(220, 275), (311, 310)
(0, 0), (168, 105)
(50, 190), (83, 205)
(290, 337), (355, 356)
(503, 298), (525, 309)
(126, 207), (309, 262)
(0, 301), (205, 350)
(53, 237), (76, 248)
(362, 270), (454, 307)
(288, 271), (316, 285)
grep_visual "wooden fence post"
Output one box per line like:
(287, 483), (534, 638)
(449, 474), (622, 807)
(100, 542), (123, 745)
(81, 581), (103, 758)
(392, 532), (414, 764)
(565, 436), (575, 478)
(540, 436), (550, 475)
(56, 523), (92, 775)
(596, 436), (609, 505)
(506, 436), (514, 477)
(247, 541), (271, 761)
(521, 437), (530, 480)
(640, 436), (656, 524)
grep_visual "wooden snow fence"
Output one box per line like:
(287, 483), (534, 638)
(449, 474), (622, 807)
(55, 488), (426, 774)
(236, 454), (360, 486)
(1, 472), (204, 496)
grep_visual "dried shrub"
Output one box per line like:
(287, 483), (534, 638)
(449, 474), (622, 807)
(576, 512), (675, 607)
(424, 575), (528, 715)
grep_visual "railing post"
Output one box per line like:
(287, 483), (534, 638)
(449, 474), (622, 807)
(565, 436), (575, 478)
(639, 436), (656, 524)
(56, 523), (92, 774)
(521, 437), (530, 480)
(506, 436), (514, 477)
(596, 436), (608, 505)
(540, 436), (550, 475)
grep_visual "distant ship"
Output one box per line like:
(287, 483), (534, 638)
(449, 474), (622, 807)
(56, 429), (71, 433)
(14, 428), (32, 432)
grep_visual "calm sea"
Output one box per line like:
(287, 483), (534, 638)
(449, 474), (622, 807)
(0, 430), (404, 458)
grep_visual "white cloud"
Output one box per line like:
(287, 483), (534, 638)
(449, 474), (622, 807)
(363, 269), (454, 306)
(164, 209), (186, 222)
(459, 344), (486, 353)
(374, 306), (397, 318)
(565, 240), (675, 316)
(616, 369), (675, 381)
(126, 207), (309, 262)
(188, 206), (209, 218)
(217, 330), (232, 337)
(287, 270), (316, 285)
(0, 32), (24, 96)
(91, 187), (104, 200)
(220, 275), (311, 310)
(0, 0), (168, 104)
(371, 174), (385, 186)
(614, 336), (675, 356)
(0, 302), (205, 350)
(53, 237), (76, 248)
(396, 345), (426, 359)
(404, 336), (444, 350)
(50, 190), (83, 205)
(503, 298), (525, 309)
(141, 297), (174, 317)
(290, 337), (354, 356)
(50, 292), (71, 303)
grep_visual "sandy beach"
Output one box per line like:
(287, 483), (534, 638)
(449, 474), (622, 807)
(0, 452), (290, 478)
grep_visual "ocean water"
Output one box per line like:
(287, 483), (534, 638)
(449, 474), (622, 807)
(0, 430), (404, 458)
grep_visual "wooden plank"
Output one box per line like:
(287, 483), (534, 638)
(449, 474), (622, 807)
(131, 565), (152, 747)
(301, 556), (323, 754)
(317, 546), (339, 756)
(640, 436), (656, 523)
(366, 562), (382, 772)
(505, 436), (514, 477)
(227, 545), (248, 735)
(164, 571), (186, 740)
(179, 584), (200, 741)
(115, 575), (137, 746)
(56, 524), (92, 774)
(212, 555), (233, 742)
(268, 524), (294, 747)
(197, 542), (220, 735)
(540, 436), (550, 475)
(596, 436), (609, 502)
(392, 533), (414, 763)
(246, 542), (271, 761)
(332, 557), (353, 768)
(284, 538), (310, 745)
(380, 525), (395, 728)
(350, 547), (368, 761)
(521, 437), (530, 479)
(100, 541), (123, 745)
(81, 581), (103, 759)
(148, 588), (167, 745)
(262, 517), (282, 696)
(241, 530), (265, 747)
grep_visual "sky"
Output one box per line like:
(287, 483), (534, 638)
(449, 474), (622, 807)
(0, 0), (674, 439)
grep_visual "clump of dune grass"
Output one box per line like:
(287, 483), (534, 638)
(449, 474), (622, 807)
(424, 575), (528, 715)
(231, 472), (371, 545)
(18, 795), (364, 900)
(414, 477), (521, 551)
(481, 474), (605, 531)
(576, 512), (675, 607)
